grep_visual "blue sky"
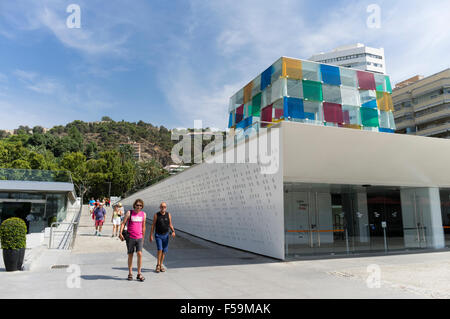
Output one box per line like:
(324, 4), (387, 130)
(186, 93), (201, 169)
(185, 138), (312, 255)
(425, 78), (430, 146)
(0, 0), (449, 130)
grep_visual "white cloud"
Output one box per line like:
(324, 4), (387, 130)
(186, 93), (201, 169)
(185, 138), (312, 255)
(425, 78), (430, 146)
(158, 0), (450, 129)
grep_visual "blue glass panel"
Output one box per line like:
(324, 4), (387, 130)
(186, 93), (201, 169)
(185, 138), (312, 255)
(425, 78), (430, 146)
(362, 100), (378, 109)
(304, 112), (315, 120)
(228, 112), (233, 128)
(378, 128), (394, 133)
(261, 66), (273, 91)
(283, 97), (304, 119)
(320, 64), (341, 85)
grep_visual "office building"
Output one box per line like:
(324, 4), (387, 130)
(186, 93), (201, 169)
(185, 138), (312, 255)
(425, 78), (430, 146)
(393, 68), (450, 138)
(309, 43), (386, 74)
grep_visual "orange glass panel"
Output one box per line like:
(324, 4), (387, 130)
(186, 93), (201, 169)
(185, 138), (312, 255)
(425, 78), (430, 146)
(282, 57), (302, 80)
(243, 81), (253, 104)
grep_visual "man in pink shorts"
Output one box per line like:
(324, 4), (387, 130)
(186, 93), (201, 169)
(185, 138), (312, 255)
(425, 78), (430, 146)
(93, 202), (107, 236)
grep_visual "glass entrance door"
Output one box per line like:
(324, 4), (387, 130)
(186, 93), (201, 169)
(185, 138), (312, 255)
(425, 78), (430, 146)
(284, 185), (349, 257)
(400, 188), (428, 249)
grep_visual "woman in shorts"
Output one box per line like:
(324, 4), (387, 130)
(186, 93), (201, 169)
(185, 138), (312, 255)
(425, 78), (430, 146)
(111, 204), (123, 237)
(120, 199), (146, 282)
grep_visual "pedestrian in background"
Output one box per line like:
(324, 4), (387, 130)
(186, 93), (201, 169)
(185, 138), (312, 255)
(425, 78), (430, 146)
(111, 204), (123, 237)
(93, 202), (107, 236)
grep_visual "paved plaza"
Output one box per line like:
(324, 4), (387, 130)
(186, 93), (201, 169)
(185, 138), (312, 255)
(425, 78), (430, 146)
(0, 206), (449, 299)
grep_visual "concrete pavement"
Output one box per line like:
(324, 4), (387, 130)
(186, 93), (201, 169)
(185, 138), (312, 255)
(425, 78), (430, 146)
(0, 205), (449, 298)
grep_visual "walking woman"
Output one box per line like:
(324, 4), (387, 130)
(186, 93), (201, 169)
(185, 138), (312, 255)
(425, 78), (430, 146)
(111, 204), (123, 237)
(119, 199), (146, 282)
(150, 202), (175, 273)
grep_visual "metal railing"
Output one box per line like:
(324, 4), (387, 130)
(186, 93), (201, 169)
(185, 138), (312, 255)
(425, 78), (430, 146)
(48, 203), (83, 249)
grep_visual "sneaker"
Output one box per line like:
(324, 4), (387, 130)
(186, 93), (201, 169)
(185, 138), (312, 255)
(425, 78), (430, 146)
(98, 232), (102, 237)
(94, 230), (98, 236)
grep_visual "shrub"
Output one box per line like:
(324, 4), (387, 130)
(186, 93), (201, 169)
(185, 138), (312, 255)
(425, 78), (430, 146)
(0, 218), (27, 250)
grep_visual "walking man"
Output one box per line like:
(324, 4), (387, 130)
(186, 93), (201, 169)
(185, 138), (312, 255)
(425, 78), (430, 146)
(150, 202), (175, 273)
(119, 199), (146, 282)
(93, 202), (107, 236)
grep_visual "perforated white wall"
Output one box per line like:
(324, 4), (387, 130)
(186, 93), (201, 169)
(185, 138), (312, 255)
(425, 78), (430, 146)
(123, 162), (284, 259)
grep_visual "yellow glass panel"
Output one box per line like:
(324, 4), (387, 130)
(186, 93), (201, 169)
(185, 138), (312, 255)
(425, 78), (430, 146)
(243, 81), (253, 104)
(282, 57), (302, 80)
(376, 91), (389, 111)
(342, 124), (362, 130)
(385, 93), (394, 111)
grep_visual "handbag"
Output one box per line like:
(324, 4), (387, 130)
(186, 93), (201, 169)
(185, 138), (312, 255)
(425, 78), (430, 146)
(121, 211), (132, 242)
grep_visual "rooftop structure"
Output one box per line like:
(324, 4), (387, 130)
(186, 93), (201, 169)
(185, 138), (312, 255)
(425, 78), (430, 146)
(228, 56), (395, 133)
(309, 43), (386, 74)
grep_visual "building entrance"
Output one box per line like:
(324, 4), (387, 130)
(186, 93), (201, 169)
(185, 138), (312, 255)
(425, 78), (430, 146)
(284, 183), (444, 258)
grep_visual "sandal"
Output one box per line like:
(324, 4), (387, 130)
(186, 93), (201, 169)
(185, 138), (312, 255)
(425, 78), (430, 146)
(155, 264), (160, 273)
(137, 273), (145, 282)
(127, 274), (133, 281)
(160, 265), (166, 272)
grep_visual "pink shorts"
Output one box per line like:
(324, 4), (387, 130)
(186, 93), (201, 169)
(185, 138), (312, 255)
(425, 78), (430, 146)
(95, 220), (104, 227)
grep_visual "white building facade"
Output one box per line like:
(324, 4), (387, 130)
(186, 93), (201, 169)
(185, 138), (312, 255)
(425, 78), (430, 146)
(309, 43), (386, 74)
(122, 122), (450, 260)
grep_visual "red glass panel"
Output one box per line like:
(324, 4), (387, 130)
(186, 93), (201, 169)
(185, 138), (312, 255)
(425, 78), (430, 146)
(323, 102), (343, 124)
(357, 71), (376, 90)
(261, 105), (273, 127)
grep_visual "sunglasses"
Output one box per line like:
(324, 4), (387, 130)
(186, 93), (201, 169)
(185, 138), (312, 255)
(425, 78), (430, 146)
(135, 204), (143, 207)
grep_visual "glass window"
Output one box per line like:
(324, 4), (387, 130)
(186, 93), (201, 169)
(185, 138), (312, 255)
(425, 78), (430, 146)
(243, 81), (253, 104)
(342, 105), (361, 125)
(271, 58), (283, 83)
(283, 97), (304, 120)
(228, 111), (234, 128)
(286, 79), (303, 99)
(271, 78), (286, 104)
(282, 57), (302, 79)
(380, 111), (396, 130)
(377, 92), (394, 112)
(261, 65), (273, 91)
(340, 68), (358, 88)
(322, 84), (342, 104)
(261, 105), (272, 127)
(251, 92), (262, 117)
(320, 64), (341, 86)
(303, 100), (323, 123)
(360, 107), (379, 127)
(252, 74), (261, 97)
(323, 102), (343, 124)
(385, 76), (392, 93)
(375, 73), (386, 92)
(303, 80), (323, 101)
(273, 99), (284, 120)
(262, 87), (272, 108)
(235, 104), (244, 124)
(302, 61), (321, 81)
(360, 90), (377, 108)
(357, 71), (376, 90)
(341, 87), (360, 106)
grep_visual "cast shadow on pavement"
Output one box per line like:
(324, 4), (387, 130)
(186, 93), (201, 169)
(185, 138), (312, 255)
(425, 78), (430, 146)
(141, 223), (279, 270)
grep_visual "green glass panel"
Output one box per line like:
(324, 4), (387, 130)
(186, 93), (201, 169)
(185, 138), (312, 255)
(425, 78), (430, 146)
(251, 92), (262, 116)
(302, 80), (323, 101)
(385, 76), (392, 93)
(360, 107), (379, 127)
